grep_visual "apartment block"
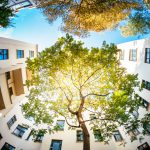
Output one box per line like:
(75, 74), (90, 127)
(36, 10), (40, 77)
(0, 37), (150, 150)
(0, 37), (38, 115)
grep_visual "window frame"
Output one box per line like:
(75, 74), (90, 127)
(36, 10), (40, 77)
(0, 49), (9, 60)
(113, 130), (123, 142)
(93, 130), (103, 142)
(13, 125), (28, 138)
(2, 142), (15, 150)
(56, 120), (65, 131)
(145, 48), (150, 64)
(7, 115), (17, 129)
(76, 130), (83, 142)
(119, 49), (125, 60)
(34, 131), (44, 142)
(142, 80), (150, 91)
(50, 140), (62, 150)
(129, 49), (137, 61)
(16, 50), (24, 59)
(29, 50), (34, 58)
(139, 96), (149, 111)
(137, 142), (150, 150)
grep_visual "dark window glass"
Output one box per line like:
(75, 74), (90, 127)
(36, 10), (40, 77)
(139, 96), (149, 110)
(137, 142), (150, 150)
(50, 140), (62, 150)
(145, 48), (150, 64)
(145, 124), (150, 134)
(1, 142), (15, 150)
(7, 115), (17, 129)
(113, 130), (123, 142)
(16, 50), (24, 58)
(29, 50), (34, 58)
(56, 120), (65, 130)
(6, 72), (11, 80)
(77, 130), (83, 141)
(129, 49), (137, 61)
(93, 130), (103, 141)
(142, 80), (150, 91)
(13, 125), (28, 138)
(0, 49), (8, 60)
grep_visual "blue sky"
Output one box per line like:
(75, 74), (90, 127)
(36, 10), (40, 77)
(0, 8), (150, 51)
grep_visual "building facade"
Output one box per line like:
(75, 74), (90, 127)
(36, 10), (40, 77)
(0, 37), (39, 149)
(0, 37), (150, 150)
(8, 0), (37, 11)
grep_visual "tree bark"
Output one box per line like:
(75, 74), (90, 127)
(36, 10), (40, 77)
(77, 113), (90, 150)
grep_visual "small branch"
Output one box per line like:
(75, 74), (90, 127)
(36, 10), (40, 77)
(64, 116), (80, 128)
(83, 107), (100, 115)
(84, 93), (110, 98)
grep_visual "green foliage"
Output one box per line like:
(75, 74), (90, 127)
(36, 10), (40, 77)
(36, 0), (150, 37)
(22, 34), (150, 144)
(121, 1), (150, 36)
(0, 0), (15, 28)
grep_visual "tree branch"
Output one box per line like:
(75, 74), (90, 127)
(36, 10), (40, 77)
(84, 93), (110, 99)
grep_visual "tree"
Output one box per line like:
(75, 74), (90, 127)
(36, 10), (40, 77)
(22, 34), (150, 150)
(0, 0), (15, 28)
(120, 4), (150, 37)
(36, 0), (150, 37)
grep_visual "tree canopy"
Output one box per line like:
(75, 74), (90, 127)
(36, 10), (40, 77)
(0, 0), (15, 28)
(35, 0), (150, 37)
(22, 34), (150, 150)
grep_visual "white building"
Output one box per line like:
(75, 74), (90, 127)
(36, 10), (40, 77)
(0, 37), (150, 150)
(8, 0), (37, 11)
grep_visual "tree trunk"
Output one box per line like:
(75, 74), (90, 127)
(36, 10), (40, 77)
(77, 113), (90, 150)
(81, 122), (90, 150)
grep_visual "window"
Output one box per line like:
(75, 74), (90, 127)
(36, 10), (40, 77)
(145, 48), (150, 64)
(127, 128), (140, 137)
(7, 115), (17, 129)
(93, 130), (103, 141)
(6, 72), (11, 80)
(0, 133), (2, 140)
(129, 49), (137, 61)
(1, 142), (15, 150)
(29, 50), (34, 58)
(0, 49), (8, 60)
(13, 125), (28, 138)
(56, 120), (65, 130)
(119, 50), (125, 60)
(77, 130), (83, 141)
(145, 124), (150, 134)
(113, 130), (123, 142)
(26, 130), (34, 141)
(90, 114), (96, 120)
(137, 142), (150, 150)
(142, 80), (150, 91)
(139, 96), (149, 110)
(16, 50), (24, 58)
(50, 140), (62, 150)
(34, 131), (44, 142)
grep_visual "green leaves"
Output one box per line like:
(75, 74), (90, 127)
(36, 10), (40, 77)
(22, 35), (149, 144)
(36, 0), (150, 37)
(0, 0), (15, 28)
